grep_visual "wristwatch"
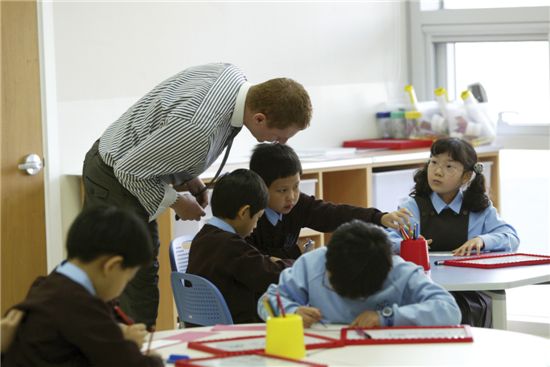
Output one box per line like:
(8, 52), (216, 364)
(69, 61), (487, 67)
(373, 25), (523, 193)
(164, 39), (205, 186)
(380, 306), (394, 327)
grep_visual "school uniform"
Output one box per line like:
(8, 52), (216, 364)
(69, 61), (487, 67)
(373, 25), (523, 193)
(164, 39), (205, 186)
(246, 193), (385, 259)
(388, 191), (520, 327)
(187, 218), (287, 324)
(2, 262), (163, 367)
(257, 247), (461, 326)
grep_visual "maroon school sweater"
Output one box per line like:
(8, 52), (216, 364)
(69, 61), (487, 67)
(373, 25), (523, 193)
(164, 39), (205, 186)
(247, 193), (385, 259)
(187, 224), (286, 323)
(2, 273), (163, 367)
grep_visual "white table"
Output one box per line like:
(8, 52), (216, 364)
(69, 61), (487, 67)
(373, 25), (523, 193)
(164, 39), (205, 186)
(428, 253), (550, 330)
(152, 324), (550, 366)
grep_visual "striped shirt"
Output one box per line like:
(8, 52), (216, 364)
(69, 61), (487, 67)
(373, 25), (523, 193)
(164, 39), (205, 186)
(99, 63), (247, 221)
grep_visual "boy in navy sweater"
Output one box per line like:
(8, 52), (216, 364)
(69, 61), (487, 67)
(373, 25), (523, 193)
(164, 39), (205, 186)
(247, 143), (411, 259)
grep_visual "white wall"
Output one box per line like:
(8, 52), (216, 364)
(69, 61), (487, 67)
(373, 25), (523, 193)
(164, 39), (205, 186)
(53, 1), (409, 173)
(50, 1), (409, 251)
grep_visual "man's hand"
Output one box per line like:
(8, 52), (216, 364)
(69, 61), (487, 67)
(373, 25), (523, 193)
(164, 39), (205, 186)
(186, 177), (209, 208)
(171, 194), (206, 221)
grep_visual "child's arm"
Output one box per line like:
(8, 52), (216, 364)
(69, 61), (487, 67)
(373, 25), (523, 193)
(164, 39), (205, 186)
(380, 207), (413, 230)
(257, 259), (310, 321)
(389, 261), (461, 326)
(386, 198), (422, 253)
(464, 204), (520, 253)
(1, 309), (24, 353)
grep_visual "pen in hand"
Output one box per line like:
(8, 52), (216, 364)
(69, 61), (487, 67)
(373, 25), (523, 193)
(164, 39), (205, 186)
(146, 326), (155, 355)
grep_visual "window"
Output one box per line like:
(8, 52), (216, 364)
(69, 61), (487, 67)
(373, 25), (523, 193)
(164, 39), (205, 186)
(448, 41), (549, 125)
(409, 2), (550, 131)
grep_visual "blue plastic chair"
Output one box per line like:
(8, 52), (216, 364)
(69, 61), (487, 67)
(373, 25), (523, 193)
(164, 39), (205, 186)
(170, 272), (234, 326)
(169, 235), (194, 273)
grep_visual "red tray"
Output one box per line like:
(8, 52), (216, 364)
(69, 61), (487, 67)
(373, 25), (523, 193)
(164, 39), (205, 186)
(342, 139), (433, 150)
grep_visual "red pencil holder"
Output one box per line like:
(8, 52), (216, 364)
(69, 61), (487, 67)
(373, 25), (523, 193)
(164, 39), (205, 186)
(400, 238), (430, 271)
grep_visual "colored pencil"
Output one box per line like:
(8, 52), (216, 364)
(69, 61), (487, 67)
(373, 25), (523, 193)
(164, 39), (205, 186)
(275, 290), (286, 317)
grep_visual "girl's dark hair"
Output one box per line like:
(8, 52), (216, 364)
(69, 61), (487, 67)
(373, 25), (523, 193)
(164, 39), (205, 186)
(249, 143), (302, 187)
(411, 138), (489, 212)
(325, 220), (393, 299)
(211, 169), (268, 219)
(67, 206), (153, 268)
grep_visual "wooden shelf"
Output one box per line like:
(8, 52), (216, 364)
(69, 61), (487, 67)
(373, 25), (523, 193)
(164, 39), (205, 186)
(155, 147), (501, 330)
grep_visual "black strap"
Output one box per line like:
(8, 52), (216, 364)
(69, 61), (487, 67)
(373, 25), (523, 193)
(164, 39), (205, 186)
(193, 126), (242, 196)
(175, 127), (241, 220)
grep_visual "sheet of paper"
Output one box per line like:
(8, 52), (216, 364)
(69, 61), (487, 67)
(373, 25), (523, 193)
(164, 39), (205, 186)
(140, 338), (181, 352)
(199, 335), (331, 352)
(182, 354), (314, 367)
(164, 331), (219, 342)
(346, 327), (470, 340)
(211, 324), (266, 331)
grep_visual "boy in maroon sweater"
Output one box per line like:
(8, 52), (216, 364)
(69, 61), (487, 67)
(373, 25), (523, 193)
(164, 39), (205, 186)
(187, 169), (287, 324)
(2, 206), (163, 367)
(247, 143), (411, 259)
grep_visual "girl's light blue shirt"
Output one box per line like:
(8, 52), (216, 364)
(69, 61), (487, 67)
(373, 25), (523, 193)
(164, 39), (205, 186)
(387, 191), (520, 253)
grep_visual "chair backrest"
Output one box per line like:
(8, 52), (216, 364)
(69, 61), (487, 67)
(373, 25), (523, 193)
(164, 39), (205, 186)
(169, 235), (194, 273)
(170, 272), (234, 326)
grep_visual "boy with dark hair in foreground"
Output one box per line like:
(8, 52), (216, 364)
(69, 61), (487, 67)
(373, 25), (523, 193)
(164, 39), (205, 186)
(258, 220), (461, 328)
(187, 169), (287, 324)
(3, 206), (163, 367)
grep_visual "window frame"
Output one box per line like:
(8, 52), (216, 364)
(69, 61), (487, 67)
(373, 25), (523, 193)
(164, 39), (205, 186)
(408, 3), (550, 146)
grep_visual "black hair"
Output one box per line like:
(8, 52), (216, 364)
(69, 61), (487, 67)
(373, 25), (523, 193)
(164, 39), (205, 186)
(325, 220), (392, 299)
(66, 206), (153, 268)
(410, 137), (489, 212)
(211, 169), (268, 219)
(249, 143), (302, 187)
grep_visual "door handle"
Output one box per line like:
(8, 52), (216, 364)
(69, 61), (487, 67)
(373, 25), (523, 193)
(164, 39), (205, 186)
(18, 153), (43, 175)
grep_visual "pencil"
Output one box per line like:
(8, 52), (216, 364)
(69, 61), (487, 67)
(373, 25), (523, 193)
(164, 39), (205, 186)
(399, 226), (409, 240)
(262, 296), (275, 317)
(113, 305), (134, 325)
(146, 326), (155, 355)
(275, 290), (286, 317)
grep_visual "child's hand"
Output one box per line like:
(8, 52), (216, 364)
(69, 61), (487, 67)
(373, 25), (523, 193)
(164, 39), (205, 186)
(297, 238), (315, 254)
(1, 309), (24, 352)
(120, 323), (148, 348)
(452, 237), (485, 256)
(269, 256), (282, 263)
(381, 208), (412, 230)
(350, 310), (381, 328)
(296, 306), (322, 328)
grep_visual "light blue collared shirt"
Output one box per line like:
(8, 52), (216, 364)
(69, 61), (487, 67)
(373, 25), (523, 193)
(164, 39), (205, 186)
(387, 191), (520, 253)
(264, 207), (283, 226)
(55, 261), (96, 296)
(207, 216), (237, 234)
(257, 248), (461, 326)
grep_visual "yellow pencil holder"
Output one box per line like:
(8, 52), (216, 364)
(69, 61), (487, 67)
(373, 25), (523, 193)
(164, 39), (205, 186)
(265, 314), (305, 359)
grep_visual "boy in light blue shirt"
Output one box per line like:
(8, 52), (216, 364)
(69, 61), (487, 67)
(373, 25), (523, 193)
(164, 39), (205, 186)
(258, 220), (461, 328)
